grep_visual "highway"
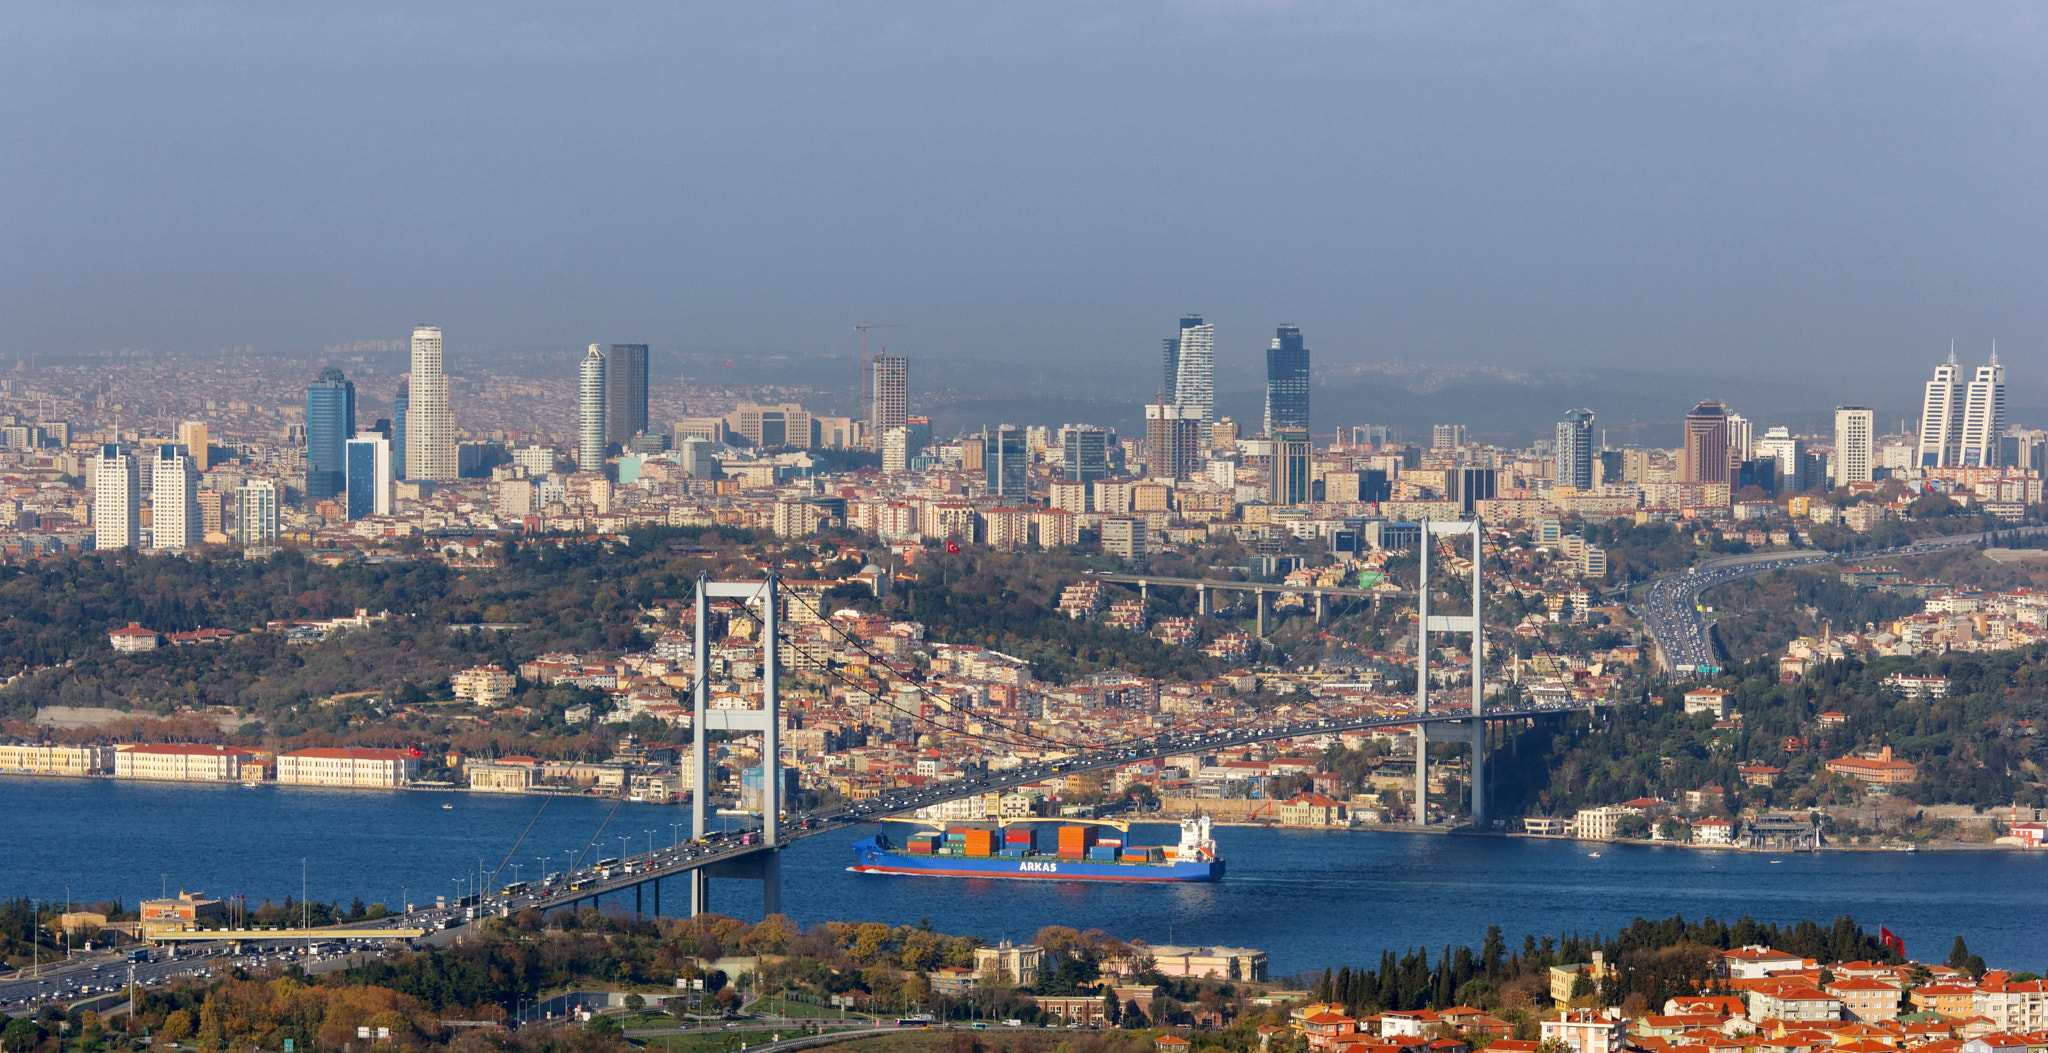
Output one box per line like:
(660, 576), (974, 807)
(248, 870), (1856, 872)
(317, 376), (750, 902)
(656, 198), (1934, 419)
(1633, 525), (2048, 674)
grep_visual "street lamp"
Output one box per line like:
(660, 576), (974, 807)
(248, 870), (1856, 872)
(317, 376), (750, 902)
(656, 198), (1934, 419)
(537, 856), (551, 883)
(510, 864), (523, 885)
(401, 887), (408, 915)
(645, 829), (656, 855)
(669, 822), (686, 848)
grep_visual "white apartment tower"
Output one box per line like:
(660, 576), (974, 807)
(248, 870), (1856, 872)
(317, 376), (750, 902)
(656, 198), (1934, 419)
(1833, 406), (1875, 486)
(1918, 349), (1966, 468)
(93, 444), (141, 551)
(1173, 320), (1215, 421)
(1556, 409), (1596, 490)
(151, 444), (199, 550)
(236, 479), (279, 546)
(578, 343), (607, 469)
(1959, 349), (2006, 467)
(405, 325), (456, 480)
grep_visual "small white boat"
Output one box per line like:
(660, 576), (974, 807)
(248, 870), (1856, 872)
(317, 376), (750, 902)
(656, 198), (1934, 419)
(241, 781), (261, 788)
(442, 803), (454, 810)
(1587, 852), (1602, 858)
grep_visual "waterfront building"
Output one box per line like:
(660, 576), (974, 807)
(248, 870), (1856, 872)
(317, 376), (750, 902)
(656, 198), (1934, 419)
(1557, 409), (1596, 490)
(140, 891), (227, 925)
(236, 479), (279, 545)
(344, 436), (393, 519)
(305, 366), (356, 500)
(578, 343), (607, 469)
(973, 941), (1044, 986)
(1264, 324), (1310, 435)
(92, 443), (141, 551)
(151, 444), (199, 551)
(406, 326), (455, 481)
(0, 743), (114, 776)
(605, 343), (649, 446)
(1834, 406), (1875, 486)
(114, 743), (253, 782)
(276, 746), (422, 787)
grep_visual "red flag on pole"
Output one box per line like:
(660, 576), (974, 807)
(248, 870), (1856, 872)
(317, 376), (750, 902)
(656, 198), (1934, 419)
(1880, 927), (1904, 957)
(945, 541), (960, 554)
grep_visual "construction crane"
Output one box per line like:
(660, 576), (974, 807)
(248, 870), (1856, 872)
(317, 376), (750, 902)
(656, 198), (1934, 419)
(854, 323), (905, 447)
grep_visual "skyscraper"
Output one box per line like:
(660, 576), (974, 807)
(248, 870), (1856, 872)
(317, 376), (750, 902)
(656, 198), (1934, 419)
(177, 421), (210, 473)
(605, 343), (649, 446)
(1144, 403), (1201, 480)
(406, 325), (455, 481)
(1959, 349), (2006, 467)
(1161, 314), (1203, 407)
(345, 436), (393, 519)
(1757, 427), (1806, 492)
(1061, 426), (1110, 483)
(305, 366), (356, 500)
(984, 425), (1028, 498)
(870, 354), (908, 445)
(236, 479), (278, 546)
(392, 380), (409, 480)
(1172, 318), (1215, 421)
(93, 444), (140, 551)
(1264, 325), (1310, 435)
(578, 344), (607, 469)
(1833, 407), (1875, 486)
(1272, 428), (1312, 506)
(151, 444), (198, 551)
(1918, 349), (1966, 468)
(1681, 401), (1731, 484)
(1556, 409), (1596, 490)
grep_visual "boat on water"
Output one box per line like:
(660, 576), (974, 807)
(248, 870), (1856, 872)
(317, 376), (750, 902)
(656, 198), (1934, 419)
(442, 803), (454, 809)
(851, 816), (1222, 883)
(241, 781), (261, 789)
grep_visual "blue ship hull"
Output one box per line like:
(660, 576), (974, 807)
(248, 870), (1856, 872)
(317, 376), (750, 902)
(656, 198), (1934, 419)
(850, 837), (1223, 883)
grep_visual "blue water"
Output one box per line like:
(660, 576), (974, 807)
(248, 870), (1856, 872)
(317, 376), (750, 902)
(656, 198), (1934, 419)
(8, 776), (2045, 976)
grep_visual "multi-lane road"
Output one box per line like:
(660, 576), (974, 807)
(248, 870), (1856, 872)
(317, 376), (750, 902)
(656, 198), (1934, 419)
(1634, 526), (2047, 673)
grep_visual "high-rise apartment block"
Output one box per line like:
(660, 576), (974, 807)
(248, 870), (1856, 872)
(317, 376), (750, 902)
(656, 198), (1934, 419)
(1161, 314), (1204, 407)
(406, 326), (455, 481)
(984, 425), (1029, 498)
(1432, 424), (1467, 451)
(1264, 325), (1310, 435)
(1556, 409), (1596, 490)
(196, 490), (226, 538)
(151, 445), (199, 551)
(578, 344), (607, 469)
(605, 343), (649, 446)
(345, 436), (393, 519)
(870, 354), (909, 447)
(1061, 426), (1110, 483)
(1145, 403), (1202, 480)
(236, 479), (278, 546)
(178, 421), (210, 473)
(1170, 316), (1215, 421)
(93, 444), (140, 551)
(881, 428), (910, 473)
(1681, 401), (1731, 484)
(305, 366), (356, 500)
(1833, 407), (1875, 486)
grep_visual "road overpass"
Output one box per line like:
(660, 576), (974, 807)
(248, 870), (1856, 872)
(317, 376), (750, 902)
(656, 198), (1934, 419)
(1087, 571), (1412, 633)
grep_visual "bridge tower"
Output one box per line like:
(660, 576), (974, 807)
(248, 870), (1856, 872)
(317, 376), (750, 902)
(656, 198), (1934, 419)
(689, 573), (784, 916)
(1414, 518), (1486, 829)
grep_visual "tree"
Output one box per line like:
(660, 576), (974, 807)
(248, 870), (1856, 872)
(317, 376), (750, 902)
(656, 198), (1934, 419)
(1948, 936), (1972, 973)
(1102, 986), (1122, 1026)
(1, 1019), (42, 1053)
(623, 993), (645, 1011)
(585, 1014), (622, 1037)
(158, 1010), (194, 1043)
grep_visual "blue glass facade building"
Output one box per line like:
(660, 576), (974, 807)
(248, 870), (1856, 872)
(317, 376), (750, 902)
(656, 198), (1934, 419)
(305, 367), (356, 500)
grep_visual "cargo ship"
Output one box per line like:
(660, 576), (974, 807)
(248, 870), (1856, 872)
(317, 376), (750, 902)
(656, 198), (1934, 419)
(850, 817), (1223, 882)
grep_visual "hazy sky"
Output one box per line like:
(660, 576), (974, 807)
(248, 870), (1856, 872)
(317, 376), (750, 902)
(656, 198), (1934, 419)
(4, 1), (2043, 394)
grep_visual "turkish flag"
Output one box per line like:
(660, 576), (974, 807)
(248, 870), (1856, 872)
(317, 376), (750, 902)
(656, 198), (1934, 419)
(946, 541), (960, 554)
(1880, 927), (1904, 957)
